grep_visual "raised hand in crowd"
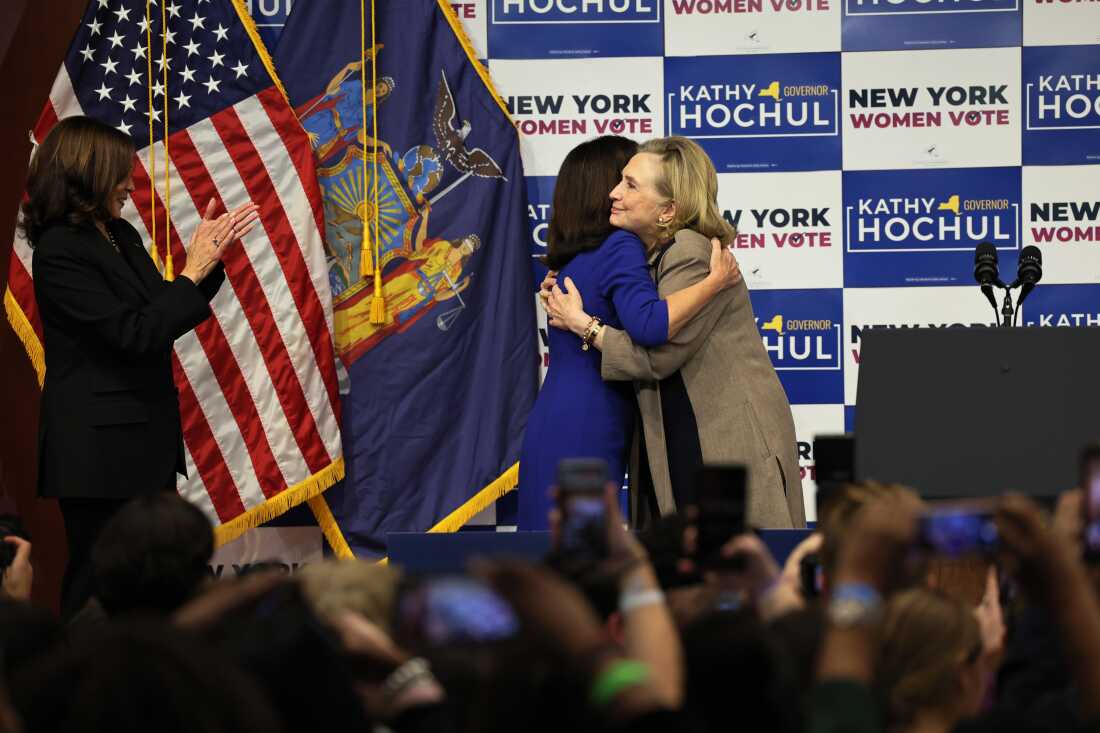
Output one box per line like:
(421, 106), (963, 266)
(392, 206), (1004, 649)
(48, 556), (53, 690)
(698, 531), (804, 621)
(1053, 487), (1086, 557)
(179, 199), (261, 284)
(996, 494), (1100, 717)
(1, 536), (32, 603)
(972, 565), (1006, 675)
(818, 490), (922, 685)
(329, 610), (447, 723)
(781, 531), (823, 602)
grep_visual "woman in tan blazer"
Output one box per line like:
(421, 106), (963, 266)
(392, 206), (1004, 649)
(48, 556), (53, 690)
(545, 136), (806, 529)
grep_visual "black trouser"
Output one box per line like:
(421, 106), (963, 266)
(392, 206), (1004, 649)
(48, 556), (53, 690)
(57, 498), (128, 620)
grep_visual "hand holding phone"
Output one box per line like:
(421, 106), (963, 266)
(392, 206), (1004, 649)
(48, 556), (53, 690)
(556, 458), (610, 564)
(692, 464), (748, 571)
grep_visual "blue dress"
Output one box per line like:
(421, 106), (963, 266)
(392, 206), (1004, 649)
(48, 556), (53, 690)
(517, 230), (670, 530)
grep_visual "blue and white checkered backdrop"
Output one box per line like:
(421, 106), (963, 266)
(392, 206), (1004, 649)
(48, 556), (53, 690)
(250, 0), (1100, 525)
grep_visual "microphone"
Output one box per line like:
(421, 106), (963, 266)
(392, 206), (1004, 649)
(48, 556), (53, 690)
(973, 243), (1002, 287)
(973, 242), (1001, 314)
(1015, 246), (1043, 307)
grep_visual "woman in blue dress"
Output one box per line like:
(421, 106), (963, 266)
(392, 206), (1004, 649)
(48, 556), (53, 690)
(517, 136), (739, 530)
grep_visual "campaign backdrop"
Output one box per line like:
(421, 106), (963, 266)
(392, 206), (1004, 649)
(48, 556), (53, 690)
(254, 0), (1100, 523)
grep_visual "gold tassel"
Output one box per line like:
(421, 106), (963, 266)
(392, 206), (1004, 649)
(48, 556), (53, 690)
(369, 269), (385, 324)
(359, 229), (374, 278)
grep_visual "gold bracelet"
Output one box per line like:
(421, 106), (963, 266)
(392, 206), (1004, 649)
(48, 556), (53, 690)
(581, 316), (602, 351)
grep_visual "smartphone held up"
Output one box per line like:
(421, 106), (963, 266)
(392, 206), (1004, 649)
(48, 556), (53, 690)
(556, 457), (610, 564)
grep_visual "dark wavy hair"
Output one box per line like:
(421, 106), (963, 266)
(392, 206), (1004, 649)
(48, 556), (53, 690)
(544, 135), (637, 270)
(92, 493), (214, 616)
(19, 115), (135, 247)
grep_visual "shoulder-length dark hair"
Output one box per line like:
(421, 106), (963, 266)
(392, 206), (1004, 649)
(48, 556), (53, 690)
(544, 135), (637, 270)
(19, 116), (136, 247)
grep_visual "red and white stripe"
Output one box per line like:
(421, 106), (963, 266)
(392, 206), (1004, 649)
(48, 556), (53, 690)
(9, 68), (343, 531)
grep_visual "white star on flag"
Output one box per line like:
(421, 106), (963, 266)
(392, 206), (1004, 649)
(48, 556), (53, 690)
(94, 81), (112, 100)
(212, 24), (229, 42)
(202, 76), (220, 94)
(120, 94), (137, 112)
(107, 30), (124, 48)
(100, 57), (118, 75)
(209, 50), (224, 68)
(231, 60), (248, 79)
(181, 65), (196, 83)
(189, 13), (205, 31)
(174, 90), (191, 109)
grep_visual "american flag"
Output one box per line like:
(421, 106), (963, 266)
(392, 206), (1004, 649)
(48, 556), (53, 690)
(5, 0), (345, 546)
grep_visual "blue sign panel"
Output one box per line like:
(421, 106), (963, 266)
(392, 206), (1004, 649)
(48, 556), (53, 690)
(1023, 45), (1100, 166)
(487, 0), (663, 59)
(246, 0), (294, 49)
(843, 167), (1022, 287)
(749, 289), (845, 405)
(1020, 283), (1100, 328)
(842, 0), (1021, 52)
(664, 53), (842, 172)
(527, 176), (556, 287)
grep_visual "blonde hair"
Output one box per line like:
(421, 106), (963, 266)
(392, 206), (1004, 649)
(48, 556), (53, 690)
(875, 588), (982, 729)
(637, 136), (736, 246)
(297, 559), (401, 634)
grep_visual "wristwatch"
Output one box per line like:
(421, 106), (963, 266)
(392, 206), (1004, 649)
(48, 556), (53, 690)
(826, 582), (884, 629)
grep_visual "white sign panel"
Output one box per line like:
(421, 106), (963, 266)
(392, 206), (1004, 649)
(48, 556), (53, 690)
(489, 57), (664, 176)
(719, 170), (843, 290)
(842, 48), (1022, 170)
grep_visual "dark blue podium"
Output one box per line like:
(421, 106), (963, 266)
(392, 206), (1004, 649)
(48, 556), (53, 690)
(388, 529), (813, 573)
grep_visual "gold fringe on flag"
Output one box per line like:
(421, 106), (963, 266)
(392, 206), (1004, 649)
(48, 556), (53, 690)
(4, 287), (45, 387)
(213, 458), (346, 547)
(428, 462), (521, 534)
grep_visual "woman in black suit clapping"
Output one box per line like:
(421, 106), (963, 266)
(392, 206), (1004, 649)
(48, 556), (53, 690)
(21, 116), (259, 616)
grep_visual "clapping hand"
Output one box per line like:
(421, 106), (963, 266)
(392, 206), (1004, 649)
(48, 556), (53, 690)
(180, 199), (261, 284)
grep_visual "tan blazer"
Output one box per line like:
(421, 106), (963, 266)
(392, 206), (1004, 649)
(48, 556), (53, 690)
(600, 229), (806, 529)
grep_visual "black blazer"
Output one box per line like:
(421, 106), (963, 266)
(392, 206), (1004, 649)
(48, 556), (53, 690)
(33, 219), (224, 499)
